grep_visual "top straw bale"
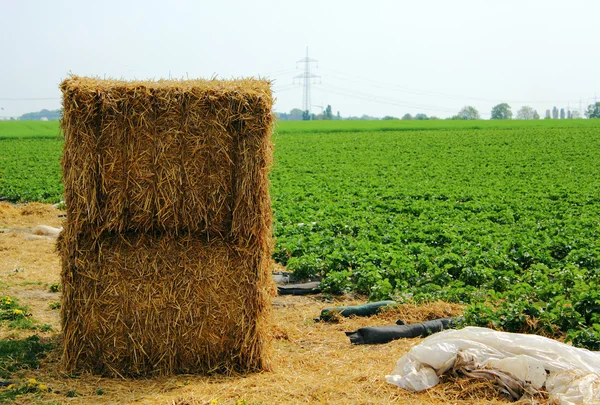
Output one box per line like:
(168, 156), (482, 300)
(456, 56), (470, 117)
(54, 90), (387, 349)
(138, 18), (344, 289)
(60, 76), (273, 243)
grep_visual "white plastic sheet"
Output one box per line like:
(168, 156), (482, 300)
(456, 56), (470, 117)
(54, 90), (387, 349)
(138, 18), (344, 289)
(386, 327), (600, 404)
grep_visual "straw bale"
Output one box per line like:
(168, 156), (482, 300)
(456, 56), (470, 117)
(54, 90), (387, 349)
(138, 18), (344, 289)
(58, 229), (274, 377)
(59, 76), (275, 377)
(60, 76), (273, 238)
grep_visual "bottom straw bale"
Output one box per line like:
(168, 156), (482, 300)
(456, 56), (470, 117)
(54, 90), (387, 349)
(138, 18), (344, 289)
(59, 232), (273, 377)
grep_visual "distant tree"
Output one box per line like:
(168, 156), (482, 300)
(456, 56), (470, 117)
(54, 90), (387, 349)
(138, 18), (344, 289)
(560, 108), (565, 119)
(516, 106), (536, 120)
(533, 110), (540, 120)
(414, 113), (428, 120)
(289, 108), (304, 120)
(567, 110), (572, 119)
(336, 111), (341, 120)
(382, 116), (399, 120)
(302, 110), (310, 121)
(491, 103), (512, 120)
(552, 106), (558, 119)
(545, 109), (551, 119)
(359, 114), (379, 120)
(429, 116), (440, 120)
(571, 110), (581, 119)
(586, 102), (600, 118)
(19, 109), (62, 121)
(401, 113), (413, 120)
(455, 106), (481, 120)
(324, 105), (333, 120)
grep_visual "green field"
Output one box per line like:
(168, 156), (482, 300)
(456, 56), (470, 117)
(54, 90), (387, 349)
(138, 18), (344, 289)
(274, 117), (600, 134)
(0, 121), (62, 140)
(0, 121), (63, 202)
(2, 119), (600, 347)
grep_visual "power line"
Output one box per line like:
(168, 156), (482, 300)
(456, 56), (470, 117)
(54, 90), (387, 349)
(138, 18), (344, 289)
(272, 84), (301, 93)
(2, 65), (596, 118)
(316, 83), (473, 115)
(318, 82), (473, 113)
(261, 68), (299, 78)
(0, 97), (60, 101)
(319, 67), (594, 105)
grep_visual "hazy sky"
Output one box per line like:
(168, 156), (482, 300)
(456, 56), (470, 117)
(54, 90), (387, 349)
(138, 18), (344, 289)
(2, 0), (599, 119)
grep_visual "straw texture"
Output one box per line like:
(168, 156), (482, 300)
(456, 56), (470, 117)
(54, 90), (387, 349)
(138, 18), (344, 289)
(58, 231), (273, 376)
(60, 76), (273, 238)
(59, 76), (274, 377)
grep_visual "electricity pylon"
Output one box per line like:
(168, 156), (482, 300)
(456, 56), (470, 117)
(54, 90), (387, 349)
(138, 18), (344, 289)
(294, 47), (320, 114)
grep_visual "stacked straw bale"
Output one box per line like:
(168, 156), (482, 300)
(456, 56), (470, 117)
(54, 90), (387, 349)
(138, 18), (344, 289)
(59, 76), (274, 376)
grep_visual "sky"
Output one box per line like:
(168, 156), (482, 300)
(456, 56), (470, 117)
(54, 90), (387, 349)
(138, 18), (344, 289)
(1, 0), (599, 119)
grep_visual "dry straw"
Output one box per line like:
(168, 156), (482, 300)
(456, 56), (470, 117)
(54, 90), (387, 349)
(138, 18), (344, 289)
(59, 76), (275, 377)
(60, 76), (273, 241)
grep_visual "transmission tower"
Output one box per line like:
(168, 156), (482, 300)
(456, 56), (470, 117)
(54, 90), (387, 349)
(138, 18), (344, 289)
(294, 47), (320, 114)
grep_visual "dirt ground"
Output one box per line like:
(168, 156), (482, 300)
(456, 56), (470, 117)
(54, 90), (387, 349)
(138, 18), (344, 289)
(0, 203), (548, 405)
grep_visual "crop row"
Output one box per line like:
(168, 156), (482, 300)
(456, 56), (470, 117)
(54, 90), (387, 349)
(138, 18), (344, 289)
(0, 138), (63, 203)
(271, 126), (600, 347)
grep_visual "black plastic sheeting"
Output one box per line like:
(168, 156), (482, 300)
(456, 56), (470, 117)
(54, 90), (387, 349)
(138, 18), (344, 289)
(319, 301), (396, 321)
(277, 281), (321, 295)
(346, 318), (458, 345)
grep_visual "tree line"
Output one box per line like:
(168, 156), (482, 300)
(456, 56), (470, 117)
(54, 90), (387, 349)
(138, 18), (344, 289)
(276, 102), (600, 121)
(17, 109), (62, 121)
(442, 102), (600, 120)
